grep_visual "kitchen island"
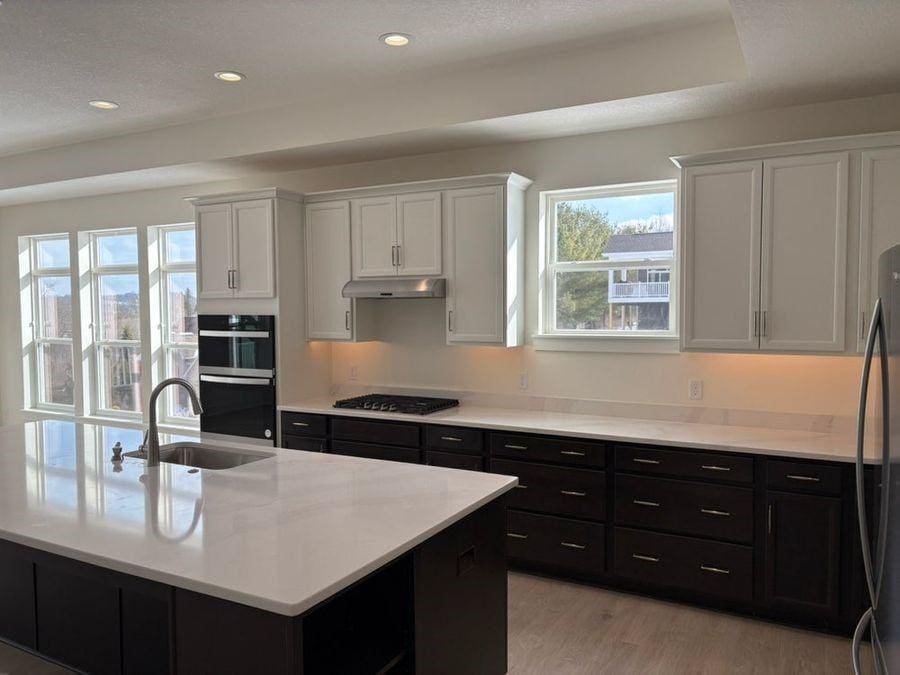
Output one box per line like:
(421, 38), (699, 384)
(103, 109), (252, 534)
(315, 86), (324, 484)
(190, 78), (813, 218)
(0, 420), (516, 674)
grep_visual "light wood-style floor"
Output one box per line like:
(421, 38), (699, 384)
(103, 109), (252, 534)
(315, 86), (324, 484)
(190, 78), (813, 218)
(0, 571), (863, 674)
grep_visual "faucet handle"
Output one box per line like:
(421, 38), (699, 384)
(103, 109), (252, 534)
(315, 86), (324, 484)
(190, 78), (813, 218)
(138, 429), (150, 455)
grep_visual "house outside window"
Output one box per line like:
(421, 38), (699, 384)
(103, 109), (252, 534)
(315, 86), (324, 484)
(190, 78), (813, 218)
(541, 180), (678, 339)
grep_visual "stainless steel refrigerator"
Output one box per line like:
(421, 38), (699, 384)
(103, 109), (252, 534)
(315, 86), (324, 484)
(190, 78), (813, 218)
(854, 244), (900, 673)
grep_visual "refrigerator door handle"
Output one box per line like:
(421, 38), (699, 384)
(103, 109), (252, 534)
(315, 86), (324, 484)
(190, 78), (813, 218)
(852, 607), (873, 675)
(857, 298), (881, 607)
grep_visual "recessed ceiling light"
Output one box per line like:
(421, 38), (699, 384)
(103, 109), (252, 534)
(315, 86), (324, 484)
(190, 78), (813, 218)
(379, 33), (411, 47)
(214, 71), (245, 82)
(88, 100), (119, 110)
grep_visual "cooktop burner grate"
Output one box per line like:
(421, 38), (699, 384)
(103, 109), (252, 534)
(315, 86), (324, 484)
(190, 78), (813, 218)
(333, 394), (459, 415)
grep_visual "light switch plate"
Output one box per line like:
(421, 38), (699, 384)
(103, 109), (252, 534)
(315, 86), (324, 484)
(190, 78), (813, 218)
(349, 365), (358, 381)
(518, 372), (529, 390)
(689, 379), (703, 400)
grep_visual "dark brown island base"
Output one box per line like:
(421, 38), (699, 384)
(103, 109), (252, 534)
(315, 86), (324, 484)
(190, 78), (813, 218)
(283, 411), (872, 635)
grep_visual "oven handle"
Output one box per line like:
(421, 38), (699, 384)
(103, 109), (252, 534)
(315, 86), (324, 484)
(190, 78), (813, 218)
(200, 375), (272, 386)
(199, 330), (270, 338)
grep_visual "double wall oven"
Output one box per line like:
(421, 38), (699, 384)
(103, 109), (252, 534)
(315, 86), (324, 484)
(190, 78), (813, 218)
(198, 315), (275, 445)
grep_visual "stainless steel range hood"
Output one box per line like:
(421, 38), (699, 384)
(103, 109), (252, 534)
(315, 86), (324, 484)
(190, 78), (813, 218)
(341, 277), (447, 299)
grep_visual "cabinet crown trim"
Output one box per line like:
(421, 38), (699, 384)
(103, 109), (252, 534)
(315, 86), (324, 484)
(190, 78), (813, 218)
(304, 172), (533, 203)
(186, 187), (303, 205)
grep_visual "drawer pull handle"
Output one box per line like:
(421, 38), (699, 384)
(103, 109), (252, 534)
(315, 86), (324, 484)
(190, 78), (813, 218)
(701, 464), (730, 472)
(515, 484), (528, 489)
(560, 490), (587, 497)
(560, 541), (587, 550)
(291, 422), (310, 427)
(441, 436), (463, 442)
(700, 565), (731, 575)
(786, 474), (820, 483)
(633, 458), (660, 465)
(633, 499), (660, 508)
(560, 450), (586, 457)
(700, 508), (731, 517)
(507, 532), (528, 540)
(505, 444), (528, 451)
(632, 554), (660, 563)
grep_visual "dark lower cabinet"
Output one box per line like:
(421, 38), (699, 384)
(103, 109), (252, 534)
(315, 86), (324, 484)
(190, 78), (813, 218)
(0, 540), (36, 649)
(331, 439), (421, 464)
(506, 510), (605, 576)
(282, 433), (327, 452)
(764, 491), (842, 623)
(425, 449), (483, 471)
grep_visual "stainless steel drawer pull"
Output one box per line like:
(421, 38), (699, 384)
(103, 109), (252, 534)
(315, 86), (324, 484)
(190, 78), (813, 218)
(632, 554), (660, 563)
(505, 444), (528, 450)
(515, 484), (528, 489)
(700, 565), (731, 575)
(633, 458), (660, 465)
(560, 450), (586, 457)
(633, 499), (660, 507)
(786, 474), (820, 482)
(440, 436), (463, 442)
(560, 490), (587, 497)
(701, 465), (731, 472)
(506, 532), (528, 540)
(292, 422), (310, 427)
(700, 508), (731, 517)
(560, 541), (587, 550)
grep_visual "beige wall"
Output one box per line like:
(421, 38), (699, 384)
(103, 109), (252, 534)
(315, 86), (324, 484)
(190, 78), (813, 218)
(3, 92), (899, 423)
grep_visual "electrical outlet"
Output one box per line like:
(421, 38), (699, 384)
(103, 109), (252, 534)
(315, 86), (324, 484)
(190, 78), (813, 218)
(349, 365), (358, 381)
(518, 371), (529, 390)
(689, 379), (703, 401)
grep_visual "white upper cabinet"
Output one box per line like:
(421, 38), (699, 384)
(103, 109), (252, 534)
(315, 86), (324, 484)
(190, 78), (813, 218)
(760, 153), (848, 352)
(306, 201), (354, 340)
(682, 162), (761, 350)
(196, 203), (233, 300)
(352, 191), (442, 278)
(232, 199), (276, 299)
(858, 147), (900, 349)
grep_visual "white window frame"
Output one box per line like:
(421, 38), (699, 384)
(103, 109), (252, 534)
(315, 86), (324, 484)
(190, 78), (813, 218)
(155, 223), (199, 426)
(21, 234), (76, 413)
(87, 228), (144, 420)
(537, 180), (679, 351)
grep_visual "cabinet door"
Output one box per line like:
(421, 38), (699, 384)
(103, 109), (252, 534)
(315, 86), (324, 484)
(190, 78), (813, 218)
(397, 191), (442, 276)
(352, 196), (397, 277)
(306, 201), (353, 340)
(196, 203), (233, 299)
(681, 162), (761, 350)
(232, 199), (276, 298)
(858, 148), (900, 350)
(764, 491), (841, 621)
(446, 186), (504, 343)
(760, 153), (848, 351)
(0, 541), (35, 648)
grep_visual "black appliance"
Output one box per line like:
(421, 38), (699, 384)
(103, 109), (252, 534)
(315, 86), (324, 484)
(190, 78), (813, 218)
(334, 394), (459, 415)
(198, 315), (275, 444)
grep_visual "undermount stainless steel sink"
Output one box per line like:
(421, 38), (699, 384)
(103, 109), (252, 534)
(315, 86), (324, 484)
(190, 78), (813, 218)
(126, 442), (275, 470)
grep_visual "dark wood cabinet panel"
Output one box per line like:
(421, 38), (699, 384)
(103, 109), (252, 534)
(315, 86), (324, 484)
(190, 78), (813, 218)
(766, 459), (843, 496)
(507, 510), (605, 576)
(764, 491), (842, 621)
(281, 433), (327, 452)
(331, 439), (421, 464)
(615, 474), (754, 544)
(331, 417), (420, 447)
(281, 411), (328, 437)
(424, 425), (483, 454)
(616, 444), (753, 483)
(120, 586), (173, 675)
(0, 540), (36, 649)
(425, 450), (484, 471)
(491, 458), (606, 521)
(490, 433), (606, 468)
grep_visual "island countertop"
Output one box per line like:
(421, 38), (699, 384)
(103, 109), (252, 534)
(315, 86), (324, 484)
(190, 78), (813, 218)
(0, 421), (516, 616)
(280, 397), (869, 464)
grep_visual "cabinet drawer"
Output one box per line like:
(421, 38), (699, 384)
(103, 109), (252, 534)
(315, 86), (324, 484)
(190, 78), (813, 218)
(507, 511), (605, 576)
(281, 434), (326, 452)
(616, 475), (753, 544)
(424, 451), (483, 472)
(491, 459), (606, 520)
(614, 527), (753, 603)
(331, 417), (420, 448)
(490, 433), (605, 468)
(766, 459), (842, 496)
(424, 425), (483, 454)
(617, 445), (753, 484)
(281, 412), (327, 437)
(331, 440), (421, 464)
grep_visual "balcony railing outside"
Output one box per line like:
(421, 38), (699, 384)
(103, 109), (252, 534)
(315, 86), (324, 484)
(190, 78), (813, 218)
(609, 281), (670, 301)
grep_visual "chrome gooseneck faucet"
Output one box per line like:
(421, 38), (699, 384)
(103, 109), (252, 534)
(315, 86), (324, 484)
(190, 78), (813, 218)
(144, 378), (203, 467)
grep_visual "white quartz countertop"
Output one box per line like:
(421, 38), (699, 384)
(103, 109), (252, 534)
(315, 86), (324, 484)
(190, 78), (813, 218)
(0, 421), (516, 616)
(280, 398), (869, 464)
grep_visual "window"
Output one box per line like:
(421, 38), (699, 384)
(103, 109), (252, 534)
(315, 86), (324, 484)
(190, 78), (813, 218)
(26, 235), (75, 410)
(542, 180), (677, 337)
(157, 224), (198, 422)
(89, 229), (143, 416)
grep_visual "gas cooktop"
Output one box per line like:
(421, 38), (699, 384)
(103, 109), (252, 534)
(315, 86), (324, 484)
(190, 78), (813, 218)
(333, 394), (460, 415)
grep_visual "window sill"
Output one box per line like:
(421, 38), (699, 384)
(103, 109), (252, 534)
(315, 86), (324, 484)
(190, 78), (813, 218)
(21, 410), (199, 435)
(532, 333), (680, 353)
